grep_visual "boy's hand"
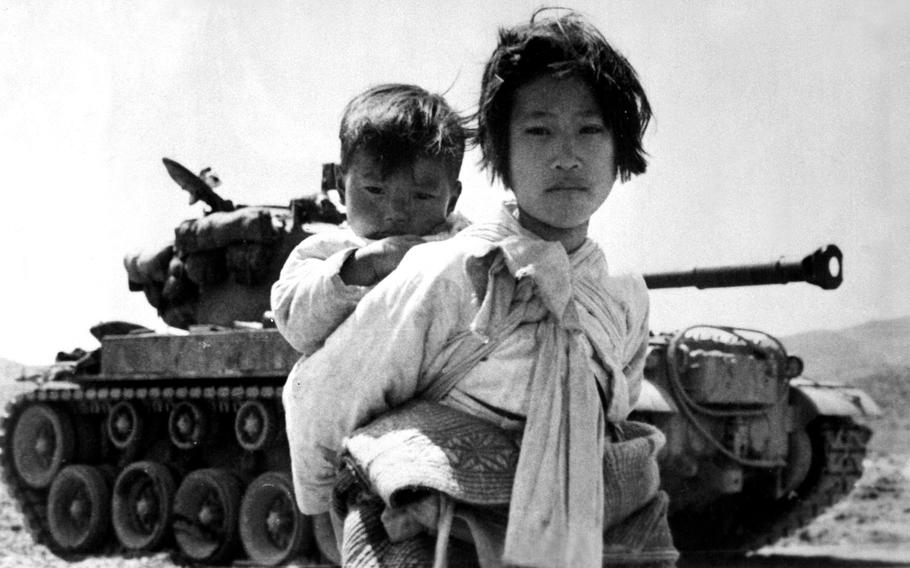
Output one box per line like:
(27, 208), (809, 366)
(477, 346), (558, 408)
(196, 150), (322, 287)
(340, 235), (424, 286)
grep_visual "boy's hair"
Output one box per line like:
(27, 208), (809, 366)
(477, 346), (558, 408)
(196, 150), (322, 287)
(339, 84), (466, 180)
(477, 11), (652, 186)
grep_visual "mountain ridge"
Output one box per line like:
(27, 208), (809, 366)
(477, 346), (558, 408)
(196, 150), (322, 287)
(781, 315), (910, 381)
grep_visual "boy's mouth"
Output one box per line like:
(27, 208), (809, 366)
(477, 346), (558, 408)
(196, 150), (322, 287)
(368, 229), (409, 239)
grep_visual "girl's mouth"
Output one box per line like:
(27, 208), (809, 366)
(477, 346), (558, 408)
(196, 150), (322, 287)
(546, 185), (587, 193)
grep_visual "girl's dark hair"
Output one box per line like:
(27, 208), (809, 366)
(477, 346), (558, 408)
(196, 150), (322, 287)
(477, 11), (652, 186)
(340, 84), (466, 179)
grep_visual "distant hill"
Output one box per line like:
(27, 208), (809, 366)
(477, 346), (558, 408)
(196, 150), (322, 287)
(782, 316), (910, 381)
(0, 357), (37, 405)
(0, 357), (24, 383)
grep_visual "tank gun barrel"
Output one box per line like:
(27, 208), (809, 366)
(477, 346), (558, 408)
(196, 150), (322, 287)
(643, 245), (843, 290)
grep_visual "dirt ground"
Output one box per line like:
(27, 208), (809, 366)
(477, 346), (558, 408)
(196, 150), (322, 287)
(747, 407), (910, 567)
(754, 451), (910, 566)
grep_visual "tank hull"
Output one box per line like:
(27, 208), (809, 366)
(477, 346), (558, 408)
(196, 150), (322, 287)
(0, 330), (320, 564)
(1, 324), (881, 563)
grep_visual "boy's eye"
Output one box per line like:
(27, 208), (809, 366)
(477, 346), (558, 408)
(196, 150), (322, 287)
(415, 192), (437, 201)
(362, 186), (383, 195)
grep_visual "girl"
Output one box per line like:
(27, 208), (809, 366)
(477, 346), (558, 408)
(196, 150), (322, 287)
(283, 11), (676, 567)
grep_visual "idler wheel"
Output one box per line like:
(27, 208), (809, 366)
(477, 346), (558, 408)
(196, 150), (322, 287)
(172, 468), (242, 564)
(112, 461), (176, 551)
(239, 471), (312, 565)
(11, 403), (75, 489)
(46, 464), (111, 553)
(234, 400), (278, 452)
(106, 401), (145, 450)
(168, 401), (208, 450)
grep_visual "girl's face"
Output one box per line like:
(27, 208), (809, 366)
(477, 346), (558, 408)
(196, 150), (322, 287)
(508, 75), (617, 233)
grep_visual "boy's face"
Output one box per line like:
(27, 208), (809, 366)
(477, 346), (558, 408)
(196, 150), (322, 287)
(507, 75), (617, 231)
(340, 151), (460, 240)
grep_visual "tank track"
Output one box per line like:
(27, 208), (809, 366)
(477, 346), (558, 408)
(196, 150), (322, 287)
(2, 384), (873, 562)
(672, 417), (871, 553)
(0, 382), (291, 562)
(1, 394), (58, 554)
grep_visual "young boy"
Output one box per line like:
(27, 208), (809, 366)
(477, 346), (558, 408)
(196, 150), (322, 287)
(271, 84), (467, 356)
(284, 11), (676, 567)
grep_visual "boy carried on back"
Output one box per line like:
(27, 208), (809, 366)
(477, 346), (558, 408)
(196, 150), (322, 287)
(271, 84), (467, 356)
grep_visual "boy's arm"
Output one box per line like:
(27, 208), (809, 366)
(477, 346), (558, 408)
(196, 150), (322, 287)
(271, 236), (370, 355)
(271, 234), (427, 355)
(282, 245), (465, 514)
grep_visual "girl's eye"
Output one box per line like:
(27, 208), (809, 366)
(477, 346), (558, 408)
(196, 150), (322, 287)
(363, 186), (383, 195)
(524, 126), (550, 136)
(580, 124), (606, 134)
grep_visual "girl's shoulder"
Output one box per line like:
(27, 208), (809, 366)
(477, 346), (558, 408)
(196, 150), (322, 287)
(582, 249), (649, 317)
(605, 271), (648, 298)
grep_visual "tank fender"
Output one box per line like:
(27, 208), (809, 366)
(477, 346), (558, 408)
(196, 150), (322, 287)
(789, 379), (881, 426)
(633, 379), (677, 413)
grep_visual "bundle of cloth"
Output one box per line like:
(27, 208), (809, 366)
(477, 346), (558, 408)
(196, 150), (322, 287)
(336, 402), (675, 568)
(124, 206), (307, 328)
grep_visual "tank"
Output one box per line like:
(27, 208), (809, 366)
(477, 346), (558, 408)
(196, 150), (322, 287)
(0, 159), (881, 565)
(0, 158), (348, 566)
(632, 244), (881, 552)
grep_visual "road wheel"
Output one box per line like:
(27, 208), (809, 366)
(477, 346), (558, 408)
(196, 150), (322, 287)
(239, 471), (312, 565)
(106, 401), (145, 451)
(172, 468), (242, 564)
(46, 464), (111, 553)
(780, 428), (813, 497)
(234, 400), (278, 452)
(168, 401), (208, 450)
(112, 461), (175, 551)
(11, 403), (75, 489)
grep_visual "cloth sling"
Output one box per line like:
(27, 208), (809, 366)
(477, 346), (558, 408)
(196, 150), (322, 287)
(450, 225), (611, 567)
(345, 211), (654, 567)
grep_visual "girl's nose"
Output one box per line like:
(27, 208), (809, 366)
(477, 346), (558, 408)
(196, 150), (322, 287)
(551, 136), (581, 171)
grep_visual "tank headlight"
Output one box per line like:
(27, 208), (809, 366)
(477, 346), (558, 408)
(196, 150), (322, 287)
(785, 356), (804, 378)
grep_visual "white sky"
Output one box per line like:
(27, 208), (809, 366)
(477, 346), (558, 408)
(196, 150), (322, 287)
(1, 1), (908, 364)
